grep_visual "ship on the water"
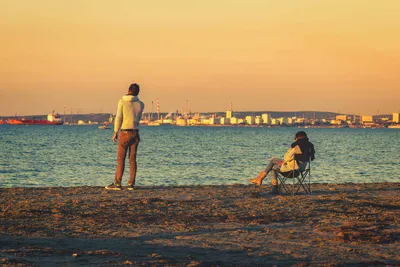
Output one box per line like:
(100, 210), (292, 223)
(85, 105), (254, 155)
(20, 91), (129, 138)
(98, 114), (113, 129)
(8, 112), (63, 125)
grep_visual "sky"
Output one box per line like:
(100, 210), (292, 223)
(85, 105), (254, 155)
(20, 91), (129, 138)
(1, 0), (399, 116)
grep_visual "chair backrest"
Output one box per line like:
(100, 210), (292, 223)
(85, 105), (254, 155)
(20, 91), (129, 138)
(301, 160), (311, 171)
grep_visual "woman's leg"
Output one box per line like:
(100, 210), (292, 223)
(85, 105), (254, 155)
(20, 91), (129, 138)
(264, 157), (282, 174)
(249, 157), (282, 186)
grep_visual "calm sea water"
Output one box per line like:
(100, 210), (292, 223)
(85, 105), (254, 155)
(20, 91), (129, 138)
(0, 125), (399, 187)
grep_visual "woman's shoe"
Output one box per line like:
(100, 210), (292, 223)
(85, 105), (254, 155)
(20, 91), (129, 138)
(249, 171), (267, 186)
(271, 185), (278, 194)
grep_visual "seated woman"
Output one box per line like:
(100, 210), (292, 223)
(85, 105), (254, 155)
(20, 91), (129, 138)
(249, 131), (315, 194)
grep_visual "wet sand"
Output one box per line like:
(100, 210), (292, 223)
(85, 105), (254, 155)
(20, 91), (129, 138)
(0, 183), (399, 266)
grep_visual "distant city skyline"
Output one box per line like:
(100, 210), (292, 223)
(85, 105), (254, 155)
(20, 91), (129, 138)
(0, 108), (397, 118)
(1, 0), (400, 116)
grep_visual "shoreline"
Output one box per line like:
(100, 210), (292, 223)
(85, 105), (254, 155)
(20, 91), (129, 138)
(1, 183), (399, 266)
(1, 181), (398, 189)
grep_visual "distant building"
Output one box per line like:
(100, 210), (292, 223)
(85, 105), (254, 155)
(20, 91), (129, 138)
(245, 116), (255, 125)
(220, 117), (230, 125)
(393, 113), (400, 123)
(262, 113), (270, 124)
(230, 117), (238, 125)
(226, 110), (232, 119)
(278, 117), (291, 125)
(176, 118), (186, 126)
(270, 118), (278, 125)
(162, 119), (174, 125)
(330, 120), (343, 125)
(209, 117), (219, 125)
(201, 119), (211, 125)
(362, 115), (374, 123)
(336, 115), (347, 121)
(226, 103), (233, 119)
(350, 114), (360, 124)
(188, 118), (199, 125)
(255, 116), (262, 125)
(380, 117), (389, 122)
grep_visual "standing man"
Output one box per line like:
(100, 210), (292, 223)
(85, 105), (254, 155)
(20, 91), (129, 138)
(105, 83), (145, 190)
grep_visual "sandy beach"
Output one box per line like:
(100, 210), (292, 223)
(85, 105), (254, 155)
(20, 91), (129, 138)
(0, 183), (399, 266)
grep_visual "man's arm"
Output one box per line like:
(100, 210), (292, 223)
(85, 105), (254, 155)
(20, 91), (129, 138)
(112, 100), (123, 142)
(138, 102), (145, 122)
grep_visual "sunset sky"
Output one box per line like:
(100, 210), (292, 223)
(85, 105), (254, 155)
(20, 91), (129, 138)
(1, 0), (399, 116)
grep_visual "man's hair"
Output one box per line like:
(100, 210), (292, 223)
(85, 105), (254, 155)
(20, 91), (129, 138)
(295, 131), (307, 139)
(128, 83), (140, 96)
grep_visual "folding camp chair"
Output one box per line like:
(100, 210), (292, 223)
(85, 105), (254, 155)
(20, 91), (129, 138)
(275, 160), (311, 195)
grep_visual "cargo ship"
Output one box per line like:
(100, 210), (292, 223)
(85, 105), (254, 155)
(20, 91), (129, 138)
(8, 112), (63, 125)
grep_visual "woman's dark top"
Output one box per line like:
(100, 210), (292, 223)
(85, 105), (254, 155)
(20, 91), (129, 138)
(291, 138), (315, 162)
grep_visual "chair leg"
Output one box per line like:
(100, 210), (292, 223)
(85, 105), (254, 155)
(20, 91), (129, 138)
(277, 170), (312, 195)
(294, 171), (311, 194)
(292, 176), (295, 196)
(278, 170), (312, 195)
(277, 174), (291, 194)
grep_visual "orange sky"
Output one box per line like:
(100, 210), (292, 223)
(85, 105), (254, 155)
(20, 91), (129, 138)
(1, 0), (399, 116)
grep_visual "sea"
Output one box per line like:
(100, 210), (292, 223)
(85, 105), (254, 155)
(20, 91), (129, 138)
(0, 125), (399, 187)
